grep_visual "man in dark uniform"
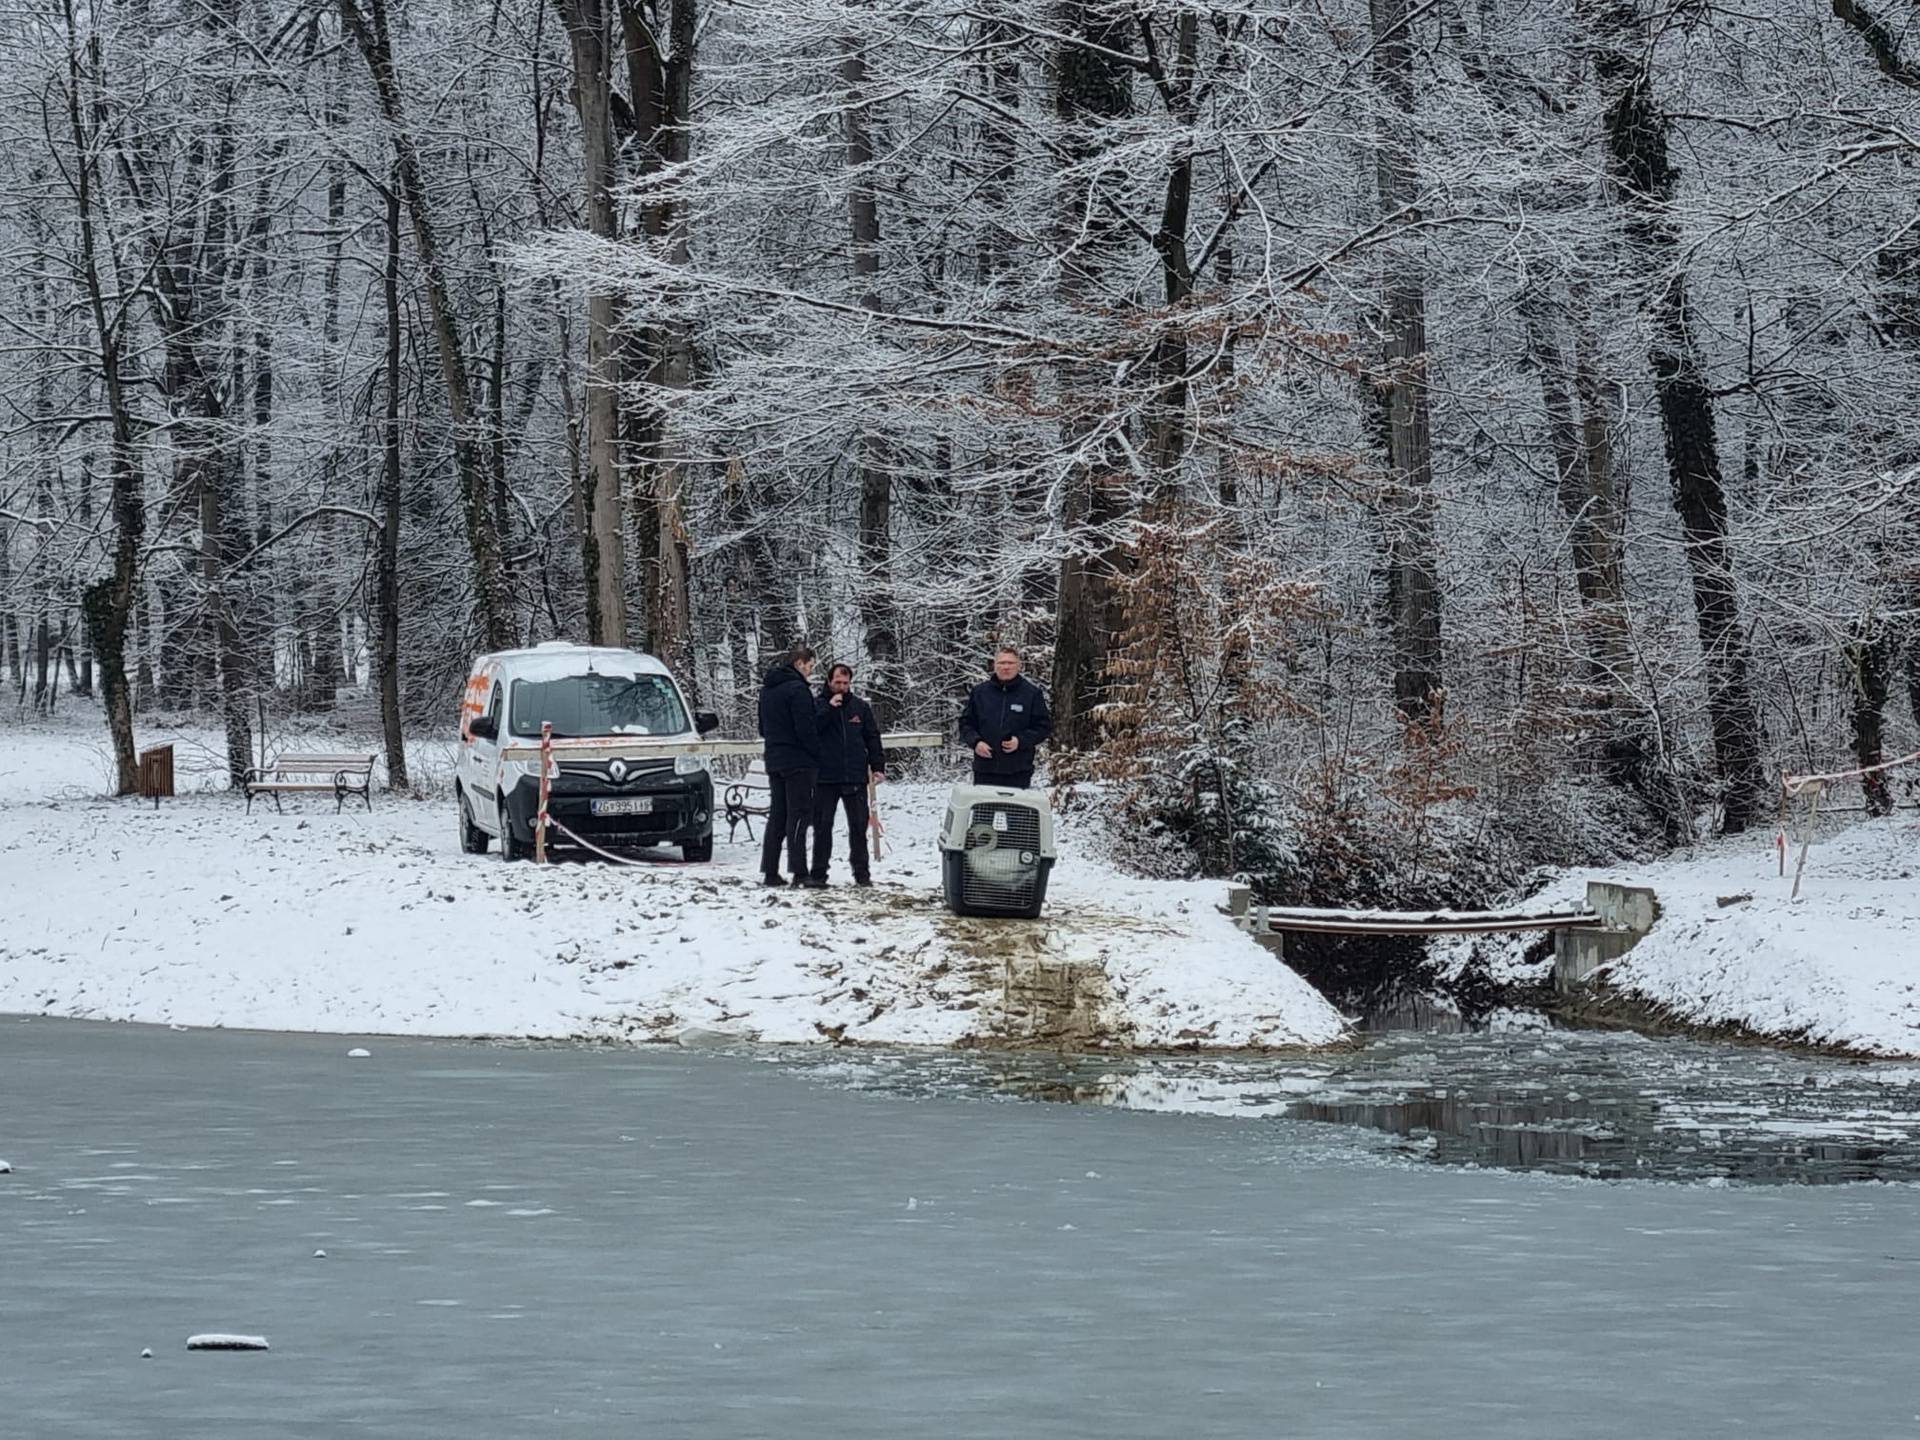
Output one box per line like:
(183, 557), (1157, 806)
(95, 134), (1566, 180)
(810, 663), (886, 887)
(958, 646), (1052, 789)
(757, 644), (821, 886)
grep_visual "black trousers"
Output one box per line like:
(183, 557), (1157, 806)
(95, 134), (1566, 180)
(971, 763), (1033, 789)
(811, 784), (871, 881)
(762, 766), (816, 879)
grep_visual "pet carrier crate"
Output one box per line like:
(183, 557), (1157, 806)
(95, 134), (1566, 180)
(937, 784), (1057, 919)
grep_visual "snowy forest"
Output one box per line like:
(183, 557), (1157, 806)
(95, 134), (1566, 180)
(2, 0), (1918, 899)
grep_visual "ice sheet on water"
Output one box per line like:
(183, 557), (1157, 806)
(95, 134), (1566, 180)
(765, 1028), (1920, 1184)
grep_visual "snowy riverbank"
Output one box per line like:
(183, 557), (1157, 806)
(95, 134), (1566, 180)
(0, 717), (1347, 1051)
(1433, 817), (1920, 1057)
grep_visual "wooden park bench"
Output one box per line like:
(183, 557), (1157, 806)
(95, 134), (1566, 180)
(244, 752), (377, 814)
(721, 759), (771, 842)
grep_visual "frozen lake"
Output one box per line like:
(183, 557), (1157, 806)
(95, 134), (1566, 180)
(4, 1017), (1919, 1437)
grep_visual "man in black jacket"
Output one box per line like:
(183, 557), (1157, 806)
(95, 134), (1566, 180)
(757, 644), (821, 886)
(809, 663), (886, 887)
(958, 647), (1052, 788)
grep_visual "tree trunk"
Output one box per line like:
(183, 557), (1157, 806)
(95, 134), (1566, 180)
(1908, 635), (1920, 744)
(31, 314), (56, 714)
(376, 183), (412, 790)
(151, 575), (187, 710)
(841, 34), (898, 722)
(1146, 14), (1198, 498)
(32, 607), (51, 712)
(484, 274), (518, 617)
(1048, 4), (1135, 754)
(623, 0), (697, 675)
(341, 0), (515, 653)
(0, 518), (14, 688)
(557, 0), (628, 645)
(63, 0), (140, 792)
(192, 116), (254, 784)
(1846, 621), (1894, 816)
(720, 459), (756, 723)
(126, 69), (256, 781)
(1595, 1), (1767, 832)
(134, 590), (154, 712)
(1369, 0), (1443, 725)
(1520, 278), (1637, 773)
(198, 448), (256, 785)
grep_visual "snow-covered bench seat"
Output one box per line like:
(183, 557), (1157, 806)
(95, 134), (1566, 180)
(244, 752), (377, 814)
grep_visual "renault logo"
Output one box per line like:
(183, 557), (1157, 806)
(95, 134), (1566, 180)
(609, 760), (628, 782)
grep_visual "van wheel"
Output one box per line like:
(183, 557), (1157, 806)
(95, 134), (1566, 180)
(499, 794), (532, 862)
(458, 789), (490, 855)
(681, 834), (714, 864)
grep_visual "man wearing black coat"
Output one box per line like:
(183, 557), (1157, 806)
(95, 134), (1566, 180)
(958, 646), (1052, 788)
(809, 663), (886, 887)
(757, 644), (821, 886)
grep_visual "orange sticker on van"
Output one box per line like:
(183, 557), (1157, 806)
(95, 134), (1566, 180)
(460, 666), (495, 742)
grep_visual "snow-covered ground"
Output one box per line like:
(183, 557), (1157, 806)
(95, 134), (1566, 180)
(0, 714), (1346, 1051)
(1433, 817), (1920, 1057)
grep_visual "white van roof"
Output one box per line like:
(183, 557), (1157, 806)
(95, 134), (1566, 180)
(473, 643), (675, 685)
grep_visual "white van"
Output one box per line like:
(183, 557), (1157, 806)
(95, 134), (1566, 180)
(455, 642), (720, 862)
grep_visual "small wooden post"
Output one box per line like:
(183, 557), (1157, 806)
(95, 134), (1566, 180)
(535, 721), (553, 865)
(1790, 780), (1824, 901)
(1775, 778), (1789, 878)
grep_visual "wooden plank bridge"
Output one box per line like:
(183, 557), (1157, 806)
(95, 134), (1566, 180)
(1227, 881), (1660, 991)
(1228, 895), (1603, 937)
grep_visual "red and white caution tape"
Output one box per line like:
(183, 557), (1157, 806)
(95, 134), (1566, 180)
(1777, 747), (1919, 893)
(536, 723), (554, 863)
(542, 816), (692, 867)
(1782, 747), (1920, 798)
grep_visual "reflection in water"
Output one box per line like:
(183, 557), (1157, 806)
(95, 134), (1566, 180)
(1287, 1090), (1908, 1184)
(1358, 991), (1474, 1034)
(1293, 1094), (1634, 1177)
(770, 1029), (1920, 1187)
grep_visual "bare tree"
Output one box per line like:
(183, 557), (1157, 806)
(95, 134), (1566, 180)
(60, 0), (142, 792)
(1593, 0), (1767, 831)
(1368, 0), (1443, 725)
(1048, 4), (1136, 755)
(840, 30), (899, 723)
(340, 0), (515, 653)
(556, 0), (627, 645)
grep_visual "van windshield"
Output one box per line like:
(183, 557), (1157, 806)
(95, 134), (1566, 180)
(509, 674), (688, 739)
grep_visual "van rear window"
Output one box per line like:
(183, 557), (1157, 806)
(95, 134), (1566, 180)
(509, 674), (688, 739)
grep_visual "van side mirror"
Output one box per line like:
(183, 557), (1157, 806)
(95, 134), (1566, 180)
(694, 710), (720, 736)
(468, 715), (497, 741)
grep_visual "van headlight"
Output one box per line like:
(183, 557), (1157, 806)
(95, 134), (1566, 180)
(674, 754), (708, 776)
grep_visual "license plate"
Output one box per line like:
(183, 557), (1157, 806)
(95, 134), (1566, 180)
(591, 797), (655, 817)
